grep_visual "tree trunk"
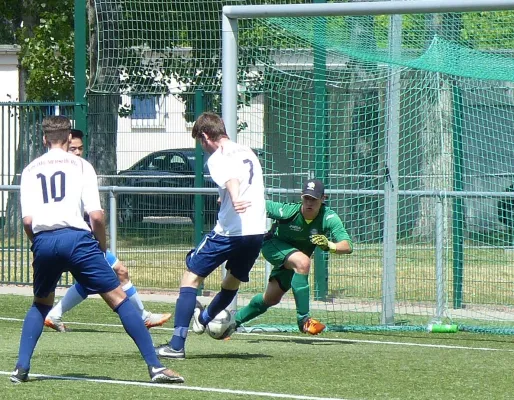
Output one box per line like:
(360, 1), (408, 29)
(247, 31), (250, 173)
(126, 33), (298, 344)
(411, 14), (462, 240)
(345, 9), (382, 242)
(2, 2), (41, 237)
(411, 73), (453, 239)
(87, 0), (119, 215)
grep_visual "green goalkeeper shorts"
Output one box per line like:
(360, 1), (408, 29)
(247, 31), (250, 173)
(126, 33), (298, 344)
(262, 238), (301, 292)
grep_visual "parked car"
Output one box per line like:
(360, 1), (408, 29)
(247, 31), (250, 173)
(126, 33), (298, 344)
(116, 148), (218, 225)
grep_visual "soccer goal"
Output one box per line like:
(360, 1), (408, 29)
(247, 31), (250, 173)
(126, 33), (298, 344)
(221, 0), (514, 334)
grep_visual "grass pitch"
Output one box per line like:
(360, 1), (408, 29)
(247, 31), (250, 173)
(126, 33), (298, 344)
(0, 294), (513, 400)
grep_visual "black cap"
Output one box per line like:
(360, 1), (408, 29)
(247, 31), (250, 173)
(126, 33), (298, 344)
(301, 179), (325, 199)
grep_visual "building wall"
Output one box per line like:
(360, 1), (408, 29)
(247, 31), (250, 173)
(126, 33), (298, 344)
(0, 45), (20, 218)
(116, 94), (264, 171)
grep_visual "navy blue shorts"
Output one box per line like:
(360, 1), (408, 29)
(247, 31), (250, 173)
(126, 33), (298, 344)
(31, 228), (120, 298)
(186, 232), (264, 282)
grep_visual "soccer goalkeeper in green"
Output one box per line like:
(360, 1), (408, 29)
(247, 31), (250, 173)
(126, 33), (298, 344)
(235, 178), (353, 335)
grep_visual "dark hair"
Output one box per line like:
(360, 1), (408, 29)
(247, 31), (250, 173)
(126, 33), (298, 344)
(71, 129), (84, 140)
(191, 112), (228, 142)
(42, 116), (71, 144)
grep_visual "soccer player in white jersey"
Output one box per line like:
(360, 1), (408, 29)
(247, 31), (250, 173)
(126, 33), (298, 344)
(44, 128), (171, 332)
(11, 116), (183, 384)
(155, 112), (266, 359)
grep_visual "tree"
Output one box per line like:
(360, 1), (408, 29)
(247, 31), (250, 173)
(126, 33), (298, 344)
(3, 0), (74, 234)
(411, 13), (462, 240)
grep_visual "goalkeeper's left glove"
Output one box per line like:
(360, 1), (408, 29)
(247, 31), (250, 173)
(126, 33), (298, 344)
(310, 234), (337, 253)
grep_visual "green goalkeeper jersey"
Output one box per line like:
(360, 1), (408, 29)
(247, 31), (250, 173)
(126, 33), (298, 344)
(266, 200), (352, 257)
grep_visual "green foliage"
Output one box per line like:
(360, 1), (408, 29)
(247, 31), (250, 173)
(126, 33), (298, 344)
(19, 1), (75, 101)
(0, 0), (21, 44)
(462, 11), (514, 49)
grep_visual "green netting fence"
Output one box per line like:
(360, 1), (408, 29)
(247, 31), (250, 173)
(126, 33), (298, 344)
(3, 1), (514, 335)
(73, 2), (514, 334)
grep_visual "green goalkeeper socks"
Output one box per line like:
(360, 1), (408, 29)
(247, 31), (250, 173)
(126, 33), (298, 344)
(235, 293), (270, 326)
(291, 272), (310, 324)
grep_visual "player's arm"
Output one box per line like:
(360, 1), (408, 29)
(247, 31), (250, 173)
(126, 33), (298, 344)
(209, 155), (251, 213)
(22, 217), (34, 242)
(311, 213), (353, 254)
(81, 161), (107, 252)
(225, 178), (251, 213)
(88, 211), (107, 252)
(331, 238), (353, 254)
(20, 170), (34, 241)
(266, 200), (298, 220)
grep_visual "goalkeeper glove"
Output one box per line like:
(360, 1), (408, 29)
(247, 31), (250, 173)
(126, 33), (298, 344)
(310, 234), (337, 253)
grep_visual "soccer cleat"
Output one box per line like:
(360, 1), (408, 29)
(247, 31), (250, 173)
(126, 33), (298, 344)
(301, 317), (326, 335)
(144, 312), (172, 329)
(149, 366), (184, 384)
(44, 316), (68, 332)
(155, 344), (185, 360)
(10, 367), (29, 384)
(192, 300), (206, 334)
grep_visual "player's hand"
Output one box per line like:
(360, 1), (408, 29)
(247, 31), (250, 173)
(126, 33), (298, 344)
(310, 234), (336, 252)
(233, 199), (252, 213)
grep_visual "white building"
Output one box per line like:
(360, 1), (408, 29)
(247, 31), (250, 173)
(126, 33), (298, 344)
(0, 47), (264, 217)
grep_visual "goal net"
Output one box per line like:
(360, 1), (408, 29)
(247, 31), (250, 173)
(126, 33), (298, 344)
(91, 0), (514, 333)
(230, 8), (514, 334)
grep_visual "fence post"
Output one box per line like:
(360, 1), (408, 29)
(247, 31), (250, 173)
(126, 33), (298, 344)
(109, 188), (117, 256)
(74, 0), (88, 140)
(434, 195), (445, 323)
(194, 90), (205, 296)
(452, 83), (464, 309)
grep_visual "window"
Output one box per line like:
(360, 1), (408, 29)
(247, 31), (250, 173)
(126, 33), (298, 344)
(131, 95), (164, 128)
(169, 155), (188, 173)
(132, 97), (157, 119)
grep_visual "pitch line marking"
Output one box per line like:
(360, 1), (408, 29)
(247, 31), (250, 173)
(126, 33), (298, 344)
(1, 316), (512, 352)
(0, 371), (348, 400)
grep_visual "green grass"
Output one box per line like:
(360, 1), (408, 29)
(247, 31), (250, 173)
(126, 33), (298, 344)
(1, 294), (514, 400)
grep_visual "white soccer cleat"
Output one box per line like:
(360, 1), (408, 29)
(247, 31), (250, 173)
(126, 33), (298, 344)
(44, 316), (68, 332)
(144, 312), (172, 329)
(192, 301), (206, 334)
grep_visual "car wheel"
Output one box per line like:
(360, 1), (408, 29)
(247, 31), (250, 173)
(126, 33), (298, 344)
(117, 195), (143, 225)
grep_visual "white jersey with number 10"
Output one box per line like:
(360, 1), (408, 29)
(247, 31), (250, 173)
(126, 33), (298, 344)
(207, 141), (266, 236)
(20, 148), (102, 234)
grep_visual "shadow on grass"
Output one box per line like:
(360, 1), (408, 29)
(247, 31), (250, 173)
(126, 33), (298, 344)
(242, 337), (351, 346)
(44, 327), (128, 334)
(356, 330), (514, 345)
(188, 352), (272, 360)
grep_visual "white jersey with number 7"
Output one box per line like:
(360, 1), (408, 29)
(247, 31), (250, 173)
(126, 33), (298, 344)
(207, 141), (266, 236)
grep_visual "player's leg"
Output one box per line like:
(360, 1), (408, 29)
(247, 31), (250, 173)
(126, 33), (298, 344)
(155, 269), (205, 358)
(99, 287), (183, 383)
(284, 252), (325, 335)
(11, 233), (63, 384)
(44, 283), (88, 332)
(200, 234), (263, 328)
(110, 253), (171, 328)
(72, 232), (183, 383)
(235, 238), (295, 327)
(197, 272), (240, 327)
(11, 293), (55, 383)
(235, 278), (288, 327)
(156, 232), (227, 358)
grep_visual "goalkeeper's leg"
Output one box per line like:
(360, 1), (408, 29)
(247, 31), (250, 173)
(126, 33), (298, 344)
(287, 252), (326, 335)
(235, 279), (287, 327)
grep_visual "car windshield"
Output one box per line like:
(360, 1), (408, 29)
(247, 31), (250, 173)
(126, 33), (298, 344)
(130, 151), (209, 173)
